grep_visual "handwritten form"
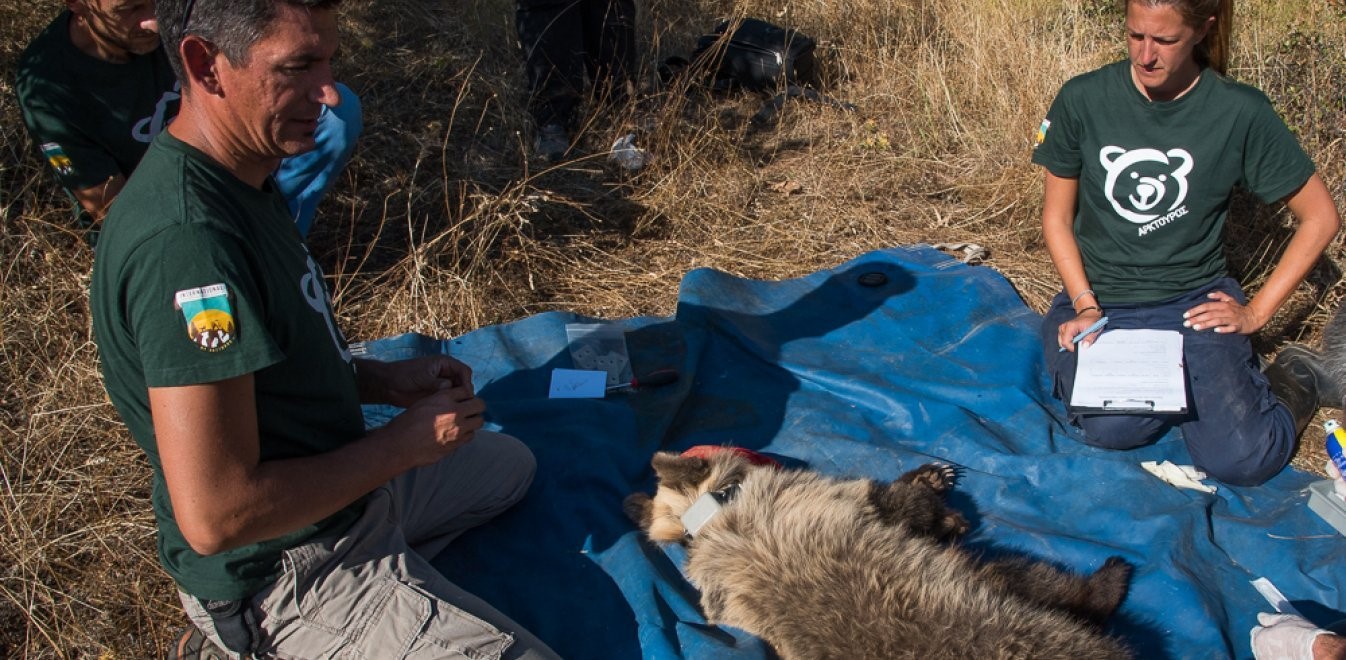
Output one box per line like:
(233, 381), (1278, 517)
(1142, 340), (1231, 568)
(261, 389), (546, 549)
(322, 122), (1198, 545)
(548, 369), (607, 399)
(1069, 329), (1186, 413)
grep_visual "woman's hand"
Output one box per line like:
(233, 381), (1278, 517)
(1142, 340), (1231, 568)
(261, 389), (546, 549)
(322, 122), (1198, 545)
(1182, 291), (1264, 335)
(1056, 307), (1106, 352)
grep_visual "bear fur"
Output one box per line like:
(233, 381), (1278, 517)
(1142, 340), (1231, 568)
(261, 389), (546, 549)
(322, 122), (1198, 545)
(624, 450), (1134, 659)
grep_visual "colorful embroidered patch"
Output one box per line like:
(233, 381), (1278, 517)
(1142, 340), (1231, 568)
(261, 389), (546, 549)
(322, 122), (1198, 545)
(175, 283), (236, 352)
(1034, 119), (1051, 147)
(40, 142), (73, 175)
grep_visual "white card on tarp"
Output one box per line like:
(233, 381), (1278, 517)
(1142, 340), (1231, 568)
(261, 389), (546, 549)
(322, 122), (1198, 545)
(1250, 577), (1301, 616)
(1069, 329), (1186, 413)
(548, 368), (607, 399)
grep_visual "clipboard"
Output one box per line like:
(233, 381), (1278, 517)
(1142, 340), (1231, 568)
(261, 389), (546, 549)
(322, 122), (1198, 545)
(1069, 329), (1187, 414)
(1085, 399), (1164, 414)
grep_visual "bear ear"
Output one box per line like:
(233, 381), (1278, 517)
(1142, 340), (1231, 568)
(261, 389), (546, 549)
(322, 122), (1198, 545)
(651, 451), (711, 488)
(622, 492), (654, 528)
(1099, 145), (1126, 168)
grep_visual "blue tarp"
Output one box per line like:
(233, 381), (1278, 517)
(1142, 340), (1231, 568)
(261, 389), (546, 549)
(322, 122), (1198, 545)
(353, 245), (1344, 659)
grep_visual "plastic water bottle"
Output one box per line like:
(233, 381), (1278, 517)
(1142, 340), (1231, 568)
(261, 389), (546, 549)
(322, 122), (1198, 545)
(1323, 419), (1346, 477)
(609, 134), (647, 171)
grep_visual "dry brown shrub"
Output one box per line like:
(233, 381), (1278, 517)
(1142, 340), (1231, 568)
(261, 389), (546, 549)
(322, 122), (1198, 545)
(1, 0), (1344, 655)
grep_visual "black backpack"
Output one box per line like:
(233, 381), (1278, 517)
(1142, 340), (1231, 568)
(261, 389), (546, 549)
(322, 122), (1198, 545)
(690, 18), (819, 92)
(661, 18), (854, 126)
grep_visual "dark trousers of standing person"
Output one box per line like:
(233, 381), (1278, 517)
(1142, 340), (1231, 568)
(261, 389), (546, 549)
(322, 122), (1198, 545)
(1039, 277), (1297, 486)
(515, 0), (636, 130)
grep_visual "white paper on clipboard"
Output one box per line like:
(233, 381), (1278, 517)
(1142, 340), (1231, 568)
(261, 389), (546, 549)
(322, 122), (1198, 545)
(1069, 329), (1186, 414)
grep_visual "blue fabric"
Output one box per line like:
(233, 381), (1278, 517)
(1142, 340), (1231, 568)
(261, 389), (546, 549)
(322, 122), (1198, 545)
(353, 245), (1345, 660)
(274, 82), (362, 237)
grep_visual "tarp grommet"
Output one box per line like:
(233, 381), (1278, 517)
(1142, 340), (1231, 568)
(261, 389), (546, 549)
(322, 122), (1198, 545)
(858, 272), (888, 287)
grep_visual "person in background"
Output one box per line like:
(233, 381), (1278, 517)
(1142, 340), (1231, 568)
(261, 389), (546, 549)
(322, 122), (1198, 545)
(1251, 454), (1346, 659)
(1031, 0), (1341, 486)
(89, 0), (560, 657)
(1250, 457), (1346, 658)
(515, 0), (635, 162)
(16, 0), (361, 238)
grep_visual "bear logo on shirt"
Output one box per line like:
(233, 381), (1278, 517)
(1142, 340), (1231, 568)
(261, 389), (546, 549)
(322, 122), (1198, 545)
(131, 83), (181, 144)
(1099, 146), (1193, 227)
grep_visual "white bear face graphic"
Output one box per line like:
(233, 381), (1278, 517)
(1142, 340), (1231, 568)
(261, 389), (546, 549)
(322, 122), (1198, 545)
(1099, 146), (1193, 224)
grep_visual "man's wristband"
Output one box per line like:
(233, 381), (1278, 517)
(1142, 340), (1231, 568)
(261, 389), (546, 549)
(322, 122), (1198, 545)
(1070, 289), (1096, 306)
(1075, 305), (1101, 316)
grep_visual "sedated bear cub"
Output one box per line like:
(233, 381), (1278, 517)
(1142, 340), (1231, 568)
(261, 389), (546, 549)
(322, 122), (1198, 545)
(624, 449), (1135, 659)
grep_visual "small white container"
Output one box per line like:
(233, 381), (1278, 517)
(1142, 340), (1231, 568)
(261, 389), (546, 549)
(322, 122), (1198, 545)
(1307, 479), (1346, 537)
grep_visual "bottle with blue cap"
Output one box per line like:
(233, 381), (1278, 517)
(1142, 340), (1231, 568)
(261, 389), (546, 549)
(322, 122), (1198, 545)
(1323, 419), (1346, 477)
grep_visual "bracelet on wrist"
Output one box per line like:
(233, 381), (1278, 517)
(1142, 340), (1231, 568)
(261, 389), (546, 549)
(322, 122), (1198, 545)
(1075, 305), (1101, 316)
(1070, 289), (1096, 306)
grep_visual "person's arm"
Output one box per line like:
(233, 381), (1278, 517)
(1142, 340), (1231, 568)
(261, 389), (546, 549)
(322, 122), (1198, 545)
(1183, 174), (1341, 334)
(70, 174), (126, 222)
(1318, 633), (1346, 660)
(1041, 171), (1105, 351)
(17, 85), (129, 217)
(150, 372), (484, 555)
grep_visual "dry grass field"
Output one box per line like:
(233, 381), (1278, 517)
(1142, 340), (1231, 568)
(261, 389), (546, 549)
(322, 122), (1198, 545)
(1, 0), (1344, 656)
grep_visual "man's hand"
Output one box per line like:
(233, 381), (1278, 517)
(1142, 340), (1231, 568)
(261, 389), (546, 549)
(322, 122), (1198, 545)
(1251, 613), (1330, 660)
(357, 355), (474, 408)
(1183, 291), (1265, 335)
(378, 385), (485, 469)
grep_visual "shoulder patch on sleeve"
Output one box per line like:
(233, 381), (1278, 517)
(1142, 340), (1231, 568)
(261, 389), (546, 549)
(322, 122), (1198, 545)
(40, 142), (73, 175)
(1034, 119), (1051, 147)
(175, 283), (236, 352)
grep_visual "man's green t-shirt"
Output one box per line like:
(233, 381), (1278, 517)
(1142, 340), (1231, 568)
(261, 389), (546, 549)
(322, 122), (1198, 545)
(16, 10), (180, 191)
(1031, 61), (1314, 304)
(90, 131), (364, 600)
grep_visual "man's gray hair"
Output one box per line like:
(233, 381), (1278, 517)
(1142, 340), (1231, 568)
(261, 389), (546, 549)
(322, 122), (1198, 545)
(156, 0), (343, 82)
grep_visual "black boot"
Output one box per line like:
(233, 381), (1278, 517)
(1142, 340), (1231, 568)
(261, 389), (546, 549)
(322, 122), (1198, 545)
(1276, 344), (1344, 408)
(1264, 346), (1326, 437)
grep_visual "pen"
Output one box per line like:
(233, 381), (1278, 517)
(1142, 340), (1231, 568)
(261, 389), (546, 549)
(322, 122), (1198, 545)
(605, 369), (680, 391)
(1059, 316), (1109, 352)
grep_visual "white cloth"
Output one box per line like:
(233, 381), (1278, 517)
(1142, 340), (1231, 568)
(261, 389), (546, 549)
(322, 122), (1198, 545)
(1141, 460), (1216, 493)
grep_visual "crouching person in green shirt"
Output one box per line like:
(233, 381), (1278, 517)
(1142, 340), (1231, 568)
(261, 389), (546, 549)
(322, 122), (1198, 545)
(17, 0), (361, 238)
(89, 1), (560, 657)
